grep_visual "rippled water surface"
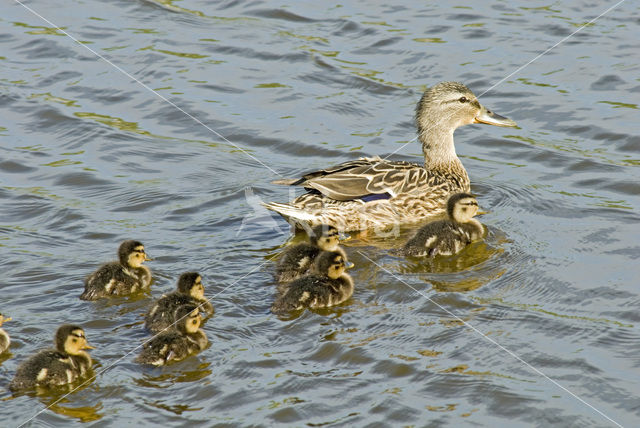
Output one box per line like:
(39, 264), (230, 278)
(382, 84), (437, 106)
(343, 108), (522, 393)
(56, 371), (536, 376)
(1, 0), (639, 426)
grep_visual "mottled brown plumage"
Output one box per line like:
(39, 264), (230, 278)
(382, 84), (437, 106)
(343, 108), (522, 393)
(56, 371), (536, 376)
(264, 81), (516, 231)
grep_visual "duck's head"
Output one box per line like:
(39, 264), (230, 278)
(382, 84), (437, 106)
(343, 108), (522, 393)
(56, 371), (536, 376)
(415, 81), (516, 140)
(55, 325), (94, 356)
(118, 240), (151, 269)
(447, 193), (479, 223)
(309, 224), (341, 251)
(177, 272), (205, 300)
(0, 313), (11, 327)
(174, 304), (201, 334)
(314, 250), (353, 280)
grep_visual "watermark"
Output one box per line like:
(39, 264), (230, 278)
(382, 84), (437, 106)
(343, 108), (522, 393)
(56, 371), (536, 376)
(240, 185), (406, 239)
(10, 0), (629, 426)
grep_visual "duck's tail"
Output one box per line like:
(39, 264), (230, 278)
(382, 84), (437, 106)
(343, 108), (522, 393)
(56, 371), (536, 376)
(261, 202), (320, 225)
(271, 178), (301, 186)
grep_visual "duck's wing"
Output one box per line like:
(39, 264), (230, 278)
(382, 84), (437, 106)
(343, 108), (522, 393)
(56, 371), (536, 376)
(273, 157), (424, 201)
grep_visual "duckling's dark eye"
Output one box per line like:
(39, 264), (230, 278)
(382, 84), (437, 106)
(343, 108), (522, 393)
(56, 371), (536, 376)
(72, 338), (78, 343)
(459, 96), (468, 103)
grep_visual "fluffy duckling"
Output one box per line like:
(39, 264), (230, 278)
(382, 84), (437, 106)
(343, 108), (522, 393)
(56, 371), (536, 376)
(0, 313), (11, 354)
(145, 272), (214, 333)
(276, 224), (348, 284)
(80, 240), (152, 300)
(401, 193), (484, 257)
(272, 250), (354, 314)
(137, 304), (208, 366)
(9, 325), (94, 390)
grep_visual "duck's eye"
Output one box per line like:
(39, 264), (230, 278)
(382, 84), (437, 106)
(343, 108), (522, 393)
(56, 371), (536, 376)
(72, 338), (78, 343)
(459, 96), (468, 103)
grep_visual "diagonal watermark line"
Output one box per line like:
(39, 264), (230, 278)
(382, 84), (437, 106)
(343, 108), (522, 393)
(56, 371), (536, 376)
(357, 251), (623, 428)
(475, 0), (627, 100)
(15, 258), (272, 428)
(374, 0), (626, 166)
(12, 0), (283, 178)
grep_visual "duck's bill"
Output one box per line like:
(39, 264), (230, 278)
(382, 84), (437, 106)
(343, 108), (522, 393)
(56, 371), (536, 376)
(144, 254), (153, 261)
(345, 261), (355, 269)
(2, 317), (12, 323)
(474, 108), (517, 127)
(83, 343), (95, 350)
(475, 210), (489, 216)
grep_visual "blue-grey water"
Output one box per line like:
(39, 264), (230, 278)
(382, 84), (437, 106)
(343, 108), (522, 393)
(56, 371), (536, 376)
(1, 0), (639, 426)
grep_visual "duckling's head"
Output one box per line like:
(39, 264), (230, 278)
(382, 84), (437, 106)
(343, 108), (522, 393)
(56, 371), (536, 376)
(118, 240), (150, 268)
(415, 81), (516, 141)
(309, 224), (340, 251)
(314, 250), (352, 280)
(447, 193), (479, 223)
(55, 325), (94, 356)
(177, 272), (205, 300)
(0, 313), (11, 327)
(174, 304), (201, 334)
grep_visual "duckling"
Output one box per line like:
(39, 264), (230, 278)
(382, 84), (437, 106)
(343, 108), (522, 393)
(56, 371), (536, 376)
(272, 250), (354, 314)
(145, 272), (214, 333)
(137, 304), (208, 366)
(401, 193), (484, 257)
(276, 224), (349, 284)
(9, 325), (94, 390)
(80, 240), (152, 300)
(0, 313), (12, 354)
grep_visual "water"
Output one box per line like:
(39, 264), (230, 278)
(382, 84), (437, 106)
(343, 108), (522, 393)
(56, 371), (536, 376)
(1, 0), (639, 426)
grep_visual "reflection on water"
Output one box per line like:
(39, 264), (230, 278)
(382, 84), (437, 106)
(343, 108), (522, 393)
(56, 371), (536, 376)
(134, 361), (213, 388)
(7, 377), (101, 423)
(44, 398), (103, 423)
(388, 228), (509, 292)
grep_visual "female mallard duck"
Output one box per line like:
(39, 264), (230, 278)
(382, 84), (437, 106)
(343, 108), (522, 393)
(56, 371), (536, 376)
(264, 81), (516, 232)
(0, 313), (11, 354)
(9, 325), (94, 390)
(137, 304), (208, 366)
(145, 272), (214, 333)
(80, 240), (152, 300)
(275, 224), (351, 284)
(401, 193), (484, 257)
(272, 250), (354, 314)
